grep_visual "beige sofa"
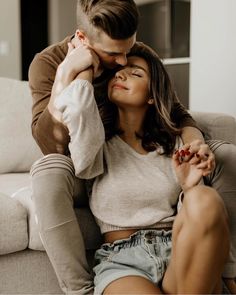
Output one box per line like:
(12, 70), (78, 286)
(0, 77), (235, 294)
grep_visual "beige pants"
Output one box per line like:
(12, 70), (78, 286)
(30, 140), (236, 294)
(205, 140), (236, 278)
(30, 155), (93, 295)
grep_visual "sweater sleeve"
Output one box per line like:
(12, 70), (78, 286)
(55, 79), (105, 179)
(29, 53), (70, 155)
(171, 99), (199, 129)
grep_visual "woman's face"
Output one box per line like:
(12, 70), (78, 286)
(108, 56), (151, 108)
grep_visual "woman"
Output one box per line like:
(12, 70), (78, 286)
(55, 42), (229, 294)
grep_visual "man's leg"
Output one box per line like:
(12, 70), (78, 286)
(206, 140), (236, 288)
(30, 154), (94, 295)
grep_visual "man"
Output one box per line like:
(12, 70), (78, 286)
(29, 0), (236, 294)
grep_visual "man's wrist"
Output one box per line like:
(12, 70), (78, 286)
(56, 63), (76, 85)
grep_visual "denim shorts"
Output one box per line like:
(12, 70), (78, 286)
(93, 229), (172, 294)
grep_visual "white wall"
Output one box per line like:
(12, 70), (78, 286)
(190, 0), (236, 117)
(48, 0), (77, 44)
(0, 0), (21, 79)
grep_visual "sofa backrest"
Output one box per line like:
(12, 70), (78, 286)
(0, 77), (235, 174)
(0, 77), (42, 174)
(190, 111), (236, 145)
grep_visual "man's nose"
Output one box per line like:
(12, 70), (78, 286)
(115, 54), (127, 66)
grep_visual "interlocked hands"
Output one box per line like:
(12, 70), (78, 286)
(173, 140), (215, 192)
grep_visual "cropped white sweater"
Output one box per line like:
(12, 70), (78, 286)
(55, 79), (182, 234)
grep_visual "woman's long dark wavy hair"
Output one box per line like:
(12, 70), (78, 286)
(96, 42), (181, 156)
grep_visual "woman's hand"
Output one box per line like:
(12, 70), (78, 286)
(58, 42), (101, 83)
(49, 42), (99, 121)
(172, 148), (204, 192)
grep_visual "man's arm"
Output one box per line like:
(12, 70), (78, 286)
(171, 100), (200, 132)
(181, 126), (205, 144)
(29, 52), (70, 155)
(29, 41), (99, 155)
(170, 97), (205, 142)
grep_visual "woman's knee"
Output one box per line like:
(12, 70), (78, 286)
(183, 185), (229, 231)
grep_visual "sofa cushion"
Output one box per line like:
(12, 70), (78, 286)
(191, 111), (236, 145)
(0, 172), (31, 196)
(0, 77), (42, 173)
(0, 193), (28, 255)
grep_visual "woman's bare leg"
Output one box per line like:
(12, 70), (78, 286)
(162, 185), (230, 294)
(103, 276), (162, 294)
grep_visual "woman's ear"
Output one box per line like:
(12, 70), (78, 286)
(148, 98), (154, 105)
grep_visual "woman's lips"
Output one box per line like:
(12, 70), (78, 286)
(112, 83), (128, 90)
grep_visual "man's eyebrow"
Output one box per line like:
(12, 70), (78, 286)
(102, 49), (131, 55)
(102, 50), (122, 55)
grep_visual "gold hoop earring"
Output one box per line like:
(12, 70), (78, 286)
(148, 98), (154, 104)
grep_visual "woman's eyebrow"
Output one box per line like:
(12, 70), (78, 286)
(129, 64), (148, 73)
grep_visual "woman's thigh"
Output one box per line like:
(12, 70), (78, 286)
(94, 229), (172, 294)
(103, 275), (162, 294)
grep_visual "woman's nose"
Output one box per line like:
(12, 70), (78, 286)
(115, 70), (126, 80)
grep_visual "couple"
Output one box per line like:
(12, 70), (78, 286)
(29, 0), (236, 294)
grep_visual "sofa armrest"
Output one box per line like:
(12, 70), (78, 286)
(190, 111), (236, 145)
(0, 193), (28, 255)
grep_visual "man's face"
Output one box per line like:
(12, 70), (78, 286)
(83, 30), (136, 69)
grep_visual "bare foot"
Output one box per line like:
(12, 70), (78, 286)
(223, 278), (236, 294)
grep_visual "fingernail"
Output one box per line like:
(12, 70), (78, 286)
(180, 150), (185, 157)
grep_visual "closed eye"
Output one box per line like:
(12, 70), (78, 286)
(132, 71), (142, 77)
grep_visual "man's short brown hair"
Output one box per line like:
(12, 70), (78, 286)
(77, 0), (139, 40)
